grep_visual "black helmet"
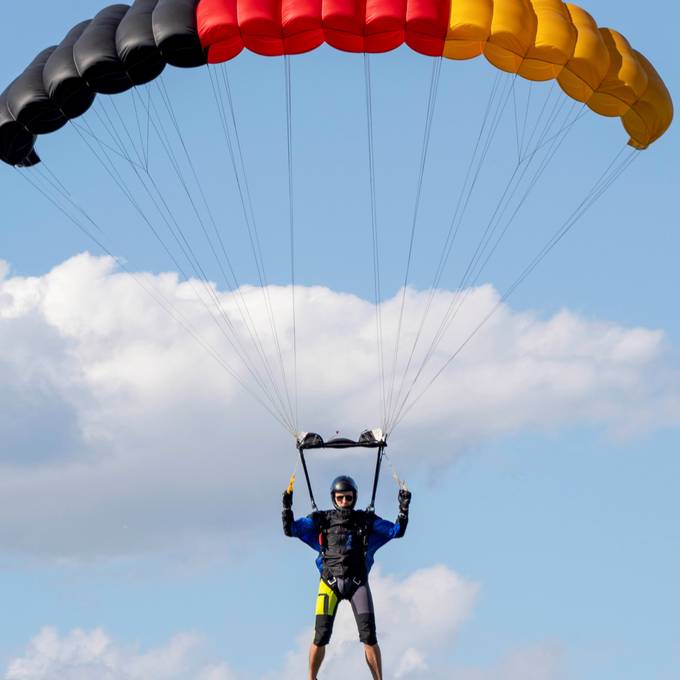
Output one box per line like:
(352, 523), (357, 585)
(330, 475), (358, 510)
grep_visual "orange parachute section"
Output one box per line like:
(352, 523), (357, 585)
(196, 0), (673, 149)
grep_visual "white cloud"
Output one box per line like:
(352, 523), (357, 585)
(441, 643), (565, 680)
(4, 628), (237, 680)
(270, 564), (564, 680)
(0, 253), (678, 560)
(3, 566), (561, 680)
(272, 564), (479, 679)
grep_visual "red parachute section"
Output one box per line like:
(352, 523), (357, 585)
(196, 0), (453, 60)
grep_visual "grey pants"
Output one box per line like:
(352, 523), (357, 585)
(314, 577), (377, 646)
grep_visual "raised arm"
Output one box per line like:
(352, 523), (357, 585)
(368, 488), (413, 547)
(395, 488), (412, 538)
(281, 480), (322, 550)
(282, 486), (295, 536)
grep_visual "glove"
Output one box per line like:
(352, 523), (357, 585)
(398, 488), (412, 514)
(282, 507), (293, 536)
(282, 489), (294, 536)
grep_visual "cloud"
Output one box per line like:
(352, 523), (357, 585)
(272, 564), (477, 679)
(434, 643), (565, 680)
(3, 566), (562, 680)
(3, 628), (237, 680)
(269, 564), (566, 680)
(0, 253), (678, 560)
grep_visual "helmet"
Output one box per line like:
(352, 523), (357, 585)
(330, 475), (358, 510)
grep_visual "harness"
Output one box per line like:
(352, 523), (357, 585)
(290, 429), (404, 594)
(317, 509), (374, 587)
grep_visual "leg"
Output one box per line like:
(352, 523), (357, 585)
(310, 579), (339, 679)
(308, 643), (325, 680)
(350, 582), (381, 679)
(364, 642), (383, 680)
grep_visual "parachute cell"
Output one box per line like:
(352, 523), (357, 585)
(43, 21), (97, 120)
(197, 0), (243, 62)
(587, 29), (648, 118)
(0, 91), (36, 165)
(518, 0), (577, 81)
(116, 0), (167, 85)
(483, 0), (538, 75)
(623, 51), (675, 151)
(74, 5), (135, 95)
(153, 0), (207, 67)
(557, 4), (609, 103)
(443, 0), (492, 61)
(6, 47), (67, 136)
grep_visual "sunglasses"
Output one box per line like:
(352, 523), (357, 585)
(334, 494), (354, 502)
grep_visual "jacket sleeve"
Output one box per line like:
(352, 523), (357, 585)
(282, 507), (294, 536)
(371, 515), (406, 543)
(394, 510), (408, 538)
(284, 511), (322, 552)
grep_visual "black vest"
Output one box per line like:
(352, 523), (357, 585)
(318, 509), (372, 581)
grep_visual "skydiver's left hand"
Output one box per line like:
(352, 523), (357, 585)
(398, 489), (412, 513)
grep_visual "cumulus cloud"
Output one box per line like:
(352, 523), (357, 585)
(272, 564), (479, 679)
(3, 564), (563, 680)
(3, 627), (237, 680)
(434, 643), (565, 680)
(268, 564), (564, 680)
(0, 253), (678, 560)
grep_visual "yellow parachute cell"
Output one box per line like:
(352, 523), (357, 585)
(588, 29), (649, 118)
(558, 4), (610, 103)
(518, 0), (577, 81)
(484, 0), (538, 74)
(623, 51), (675, 150)
(444, 0), (493, 61)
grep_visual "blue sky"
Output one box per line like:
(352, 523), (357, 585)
(0, 2), (679, 679)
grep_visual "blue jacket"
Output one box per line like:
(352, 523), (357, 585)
(290, 510), (405, 576)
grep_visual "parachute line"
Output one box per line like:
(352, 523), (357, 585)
(389, 146), (638, 431)
(520, 81), (533, 161)
(208, 64), (297, 430)
(363, 53), (388, 432)
(148, 78), (297, 426)
(390, 94), (582, 428)
(9, 33), (652, 439)
(385, 71), (512, 432)
(210, 66), (296, 411)
(386, 79), (592, 431)
(385, 57), (442, 429)
(18, 167), (294, 433)
(70, 113), (297, 430)
(285, 55), (300, 433)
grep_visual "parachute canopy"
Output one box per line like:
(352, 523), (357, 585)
(0, 0), (673, 167)
(0, 0), (674, 442)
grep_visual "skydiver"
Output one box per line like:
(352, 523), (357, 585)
(282, 474), (411, 680)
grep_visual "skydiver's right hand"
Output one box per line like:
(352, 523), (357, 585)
(282, 490), (293, 509)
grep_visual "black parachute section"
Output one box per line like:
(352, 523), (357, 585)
(43, 21), (97, 121)
(6, 48), (66, 135)
(74, 5), (136, 95)
(153, 0), (206, 67)
(0, 89), (38, 166)
(118, 0), (166, 85)
(0, 0), (204, 166)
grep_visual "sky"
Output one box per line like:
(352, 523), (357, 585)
(0, 1), (679, 679)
